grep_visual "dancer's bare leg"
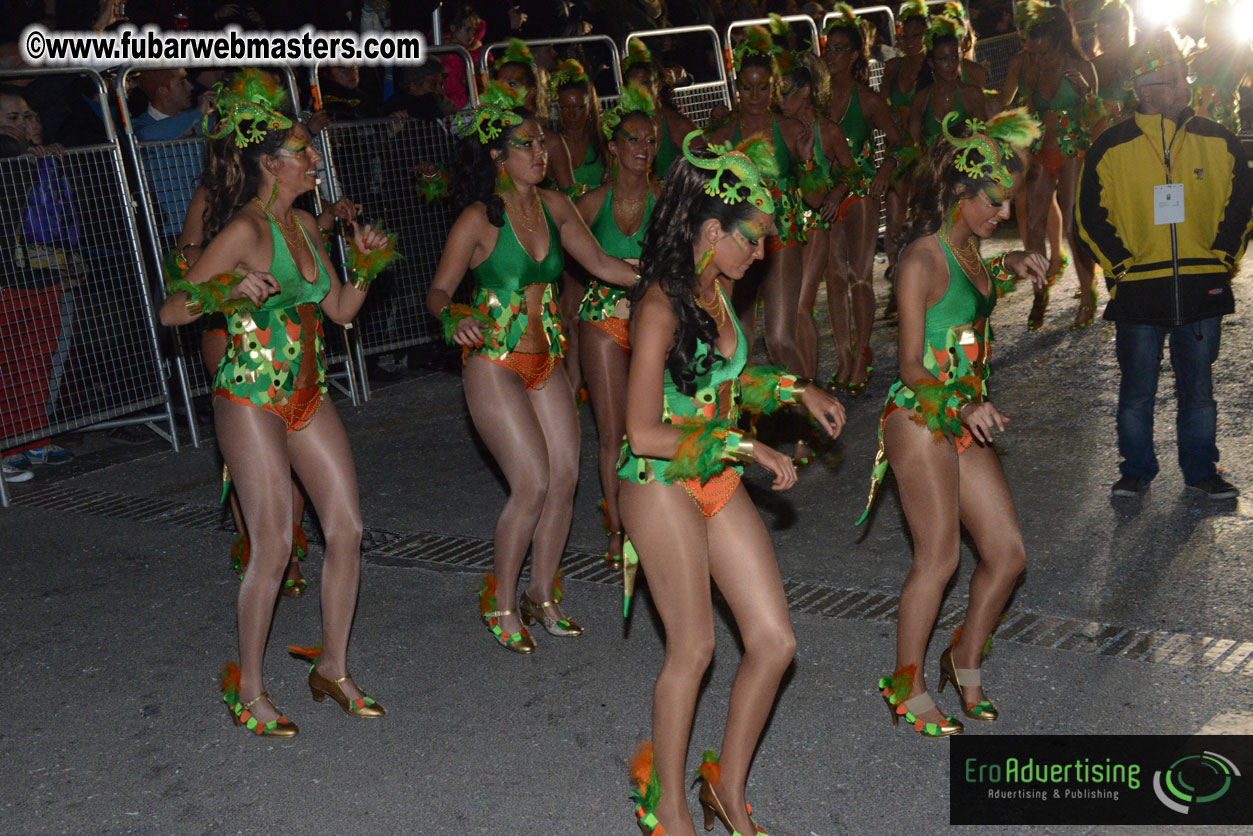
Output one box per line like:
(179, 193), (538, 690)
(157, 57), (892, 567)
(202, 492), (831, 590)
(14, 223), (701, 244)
(580, 323), (629, 560)
(797, 227), (830, 379)
(845, 199), (879, 390)
(825, 223), (854, 385)
(1057, 159), (1097, 325)
(560, 271), (586, 396)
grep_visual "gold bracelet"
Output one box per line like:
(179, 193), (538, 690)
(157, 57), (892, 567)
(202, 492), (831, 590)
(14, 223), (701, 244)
(351, 276), (371, 292)
(791, 378), (812, 402)
(185, 299), (203, 316)
(723, 430), (757, 464)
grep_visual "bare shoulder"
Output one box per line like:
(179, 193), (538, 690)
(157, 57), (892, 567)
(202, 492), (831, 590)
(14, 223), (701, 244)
(635, 283), (678, 327)
(538, 186), (576, 218)
(577, 183), (611, 221)
(899, 234), (946, 285)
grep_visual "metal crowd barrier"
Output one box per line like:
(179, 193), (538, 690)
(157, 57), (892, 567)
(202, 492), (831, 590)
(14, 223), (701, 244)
(481, 34), (623, 105)
(117, 63), (358, 444)
(0, 68), (178, 507)
(975, 31), (1021, 92)
(825, 5), (897, 48)
(623, 25), (731, 129)
(312, 47), (479, 394)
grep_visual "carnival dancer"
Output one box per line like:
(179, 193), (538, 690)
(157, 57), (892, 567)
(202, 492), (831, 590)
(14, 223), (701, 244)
(159, 71), (396, 736)
(622, 132), (845, 836)
(936, 1), (990, 91)
(425, 83), (638, 653)
(819, 5), (909, 394)
(1187, 0), (1253, 134)
(706, 24), (825, 464)
(621, 40), (701, 182)
(1092, 0), (1137, 127)
(1019, 2), (1103, 329)
(908, 17), (989, 150)
(577, 84), (662, 572)
(882, 0), (930, 310)
(491, 38), (574, 190)
(859, 110), (1047, 737)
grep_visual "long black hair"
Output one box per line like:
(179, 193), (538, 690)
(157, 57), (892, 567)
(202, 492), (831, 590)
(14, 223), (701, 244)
(201, 112), (297, 241)
(451, 108), (538, 228)
(631, 154), (763, 396)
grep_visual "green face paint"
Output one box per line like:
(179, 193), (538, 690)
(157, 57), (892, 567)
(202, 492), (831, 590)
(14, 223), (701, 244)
(732, 217), (769, 248)
(277, 135), (310, 157)
(507, 129), (540, 150)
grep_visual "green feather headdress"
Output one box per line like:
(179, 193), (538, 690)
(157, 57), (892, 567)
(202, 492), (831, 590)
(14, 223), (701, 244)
(941, 107), (1041, 189)
(938, 1), (969, 23)
(600, 83), (656, 139)
(460, 80), (524, 145)
(1014, 0), (1055, 34)
(924, 16), (964, 52)
(622, 39), (653, 73)
(732, 25), (778, 75)
(549, 59), (589, 98)
(684, 130), (777, 215)
(493, 37), (534, 71)
(824, 3), (860, 34)
(203, 68), (292, 148)
(897, 0), (929, 34)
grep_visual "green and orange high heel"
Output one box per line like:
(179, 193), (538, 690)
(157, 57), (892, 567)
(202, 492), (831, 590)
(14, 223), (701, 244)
(846, 346), (874, 397)
(1048, 251), (1069, 288)
(520, 568), (584, 637)
(694, 751), (770, 835)
(629, 742), (668, 835)
(1070, 284), (1098, 330)
(938, 646), (998, 721)
(220, 662), (298, 738)
(879, 664), (963, 738)
(599, 498), (625, 570)
(289, 644), (385, 718)
(479, 573), (536, 654)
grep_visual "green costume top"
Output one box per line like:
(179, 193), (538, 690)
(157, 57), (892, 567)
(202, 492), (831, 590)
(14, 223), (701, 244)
(214, 215), (330, 405)
(572, 140), (605, 190)
(468, 203), (566, 360)
(653, 116), (680, 179)
(1030, 76), (1095, 157)
(921, 86), (971, 147)
(837, 86), (877, 197)
(888, 69), (917, 112)
(732, 117), (804, 245)
(617, 290), (748, 486)
(858, 237), (1013, 524)
(579, 188), (655, 324)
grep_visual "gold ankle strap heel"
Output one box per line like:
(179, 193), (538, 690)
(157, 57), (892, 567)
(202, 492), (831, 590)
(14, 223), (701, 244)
(520, 594), (584, 637)
(938, 647), (998, 721)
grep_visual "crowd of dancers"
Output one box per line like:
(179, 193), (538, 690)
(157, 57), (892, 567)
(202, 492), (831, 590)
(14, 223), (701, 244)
(157, 2), (1253, 834)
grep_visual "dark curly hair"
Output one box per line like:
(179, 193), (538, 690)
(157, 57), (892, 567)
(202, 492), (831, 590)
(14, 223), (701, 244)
(900, 133), (1025, 249)
(451, 108), (539, 228)
(823, 24), (871, 86)
(631, 154), (764, 396)
(201, 112), (298, 242)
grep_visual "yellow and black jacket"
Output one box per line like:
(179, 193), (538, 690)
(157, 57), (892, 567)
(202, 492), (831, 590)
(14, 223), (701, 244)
(1076, 107), (1252, 325)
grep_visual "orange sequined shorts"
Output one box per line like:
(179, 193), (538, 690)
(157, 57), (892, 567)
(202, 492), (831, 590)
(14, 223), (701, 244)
(681, 467), (742, 518)
(884, 401), (974, 454)
(1033, 149), (1068, 179)
(586, 315), (631, 352)
(484, 349), (559, 391)
(216, 385), (324, 433)
(836, 194), (869, 223)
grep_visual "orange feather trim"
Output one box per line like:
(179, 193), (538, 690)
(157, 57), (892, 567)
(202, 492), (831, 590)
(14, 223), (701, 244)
(629, 741), (655, 791)
(220, 661), (241, 700)
(480, 573), (498, 617)
(287, 644), (322, 662)
(699, 760), (721, 787)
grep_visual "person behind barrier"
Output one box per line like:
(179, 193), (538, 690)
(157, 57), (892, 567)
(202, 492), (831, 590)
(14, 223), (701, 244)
(819, 6), (908, 393)
(425, 82), (638, 655)
(1075, 33), (1252, 501)
(132, 69), (216, 141)
(860, 109), (1047, 738)
(0, 88), (79, 483)
(158, 70), (395, 737)
(383, 63), (454, 121)
(619, 134), (844, 836)
(440, 4), (487, 110)
(620, 39), (700, 183)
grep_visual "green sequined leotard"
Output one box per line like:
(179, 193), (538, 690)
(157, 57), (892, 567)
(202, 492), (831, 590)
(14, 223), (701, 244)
(921, 85), (971, 148)
(572, 140), (605, 191)
(732, 117), (804, 246)
(1031, 76), (1093, 157)
(803, 121), (834, 231)
(653, 115), (681, 180)
(467, 203), (566, 361)
(214, 214), (331, 408)
(578, 187), (655, 331)
(838, 85), (877, 197)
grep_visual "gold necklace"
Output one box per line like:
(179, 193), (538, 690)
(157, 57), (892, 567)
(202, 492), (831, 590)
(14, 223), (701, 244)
(939, 227), (987, 283)
(253, 197), (310, 260)
(695, 285), (726, 327)
(508, 192), (542, 233)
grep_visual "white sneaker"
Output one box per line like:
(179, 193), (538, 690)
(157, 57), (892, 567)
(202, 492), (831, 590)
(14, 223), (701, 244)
(2, 457), (33, 483)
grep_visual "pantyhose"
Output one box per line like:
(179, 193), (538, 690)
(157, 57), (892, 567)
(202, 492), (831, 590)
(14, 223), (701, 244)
(730, 244), (805, 375)
(462, 355), (580, 636)
(580, 322), (629, 558)
(620, 481), (796, 836)
(796, 226), (829, 380)
(822, 199), (879, 388)
(215, 397), (365, 724)
(1026, 158), (1096, 325)
(883, 411), (1027, 723)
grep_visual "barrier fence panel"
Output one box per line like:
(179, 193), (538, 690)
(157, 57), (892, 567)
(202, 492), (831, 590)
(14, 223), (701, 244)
(623, 26), (731, 129)
(481, 35), (624, 127)
(119, 64), (357, 442)
(724, 15), (822, 104)
(1, 68), (177, 507)
(975, 31), (1021, 92)
(312, 46), (478, 399)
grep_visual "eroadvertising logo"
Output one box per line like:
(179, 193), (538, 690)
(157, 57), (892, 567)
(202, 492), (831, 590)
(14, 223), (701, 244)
(950, 735), (1253, 825)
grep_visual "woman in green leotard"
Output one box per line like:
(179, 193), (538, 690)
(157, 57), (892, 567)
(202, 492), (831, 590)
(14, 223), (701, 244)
(621, 39), (700, 182)
(908, 17), (988, 150)
(882, 0), (930, 300)
(491, 38), (575, 191)
(1092, 0), (1136, 127)
(621, 137), (844, 836)
(426, 84), (638, 655)
(706, 26), (825, 464)
(160, 75), (393, 737)
(576, 86), (662, 572)
(861, 110), (1047, 738)
(821, 7), (907, 394)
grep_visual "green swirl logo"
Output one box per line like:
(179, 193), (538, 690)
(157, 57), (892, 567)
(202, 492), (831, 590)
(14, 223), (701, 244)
(1153, 751), (1241, 814)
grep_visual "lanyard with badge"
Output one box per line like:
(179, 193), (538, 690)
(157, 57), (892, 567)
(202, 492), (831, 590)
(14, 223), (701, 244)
(1145, 117), (1186, 225)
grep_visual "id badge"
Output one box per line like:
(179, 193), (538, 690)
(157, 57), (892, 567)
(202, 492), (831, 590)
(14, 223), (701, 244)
(1154, 184), (1185, 225)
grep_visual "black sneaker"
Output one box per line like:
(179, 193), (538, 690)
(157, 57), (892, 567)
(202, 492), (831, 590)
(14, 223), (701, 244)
(1186, 475), (1239, 500)
(1111, 475), (1149, 497)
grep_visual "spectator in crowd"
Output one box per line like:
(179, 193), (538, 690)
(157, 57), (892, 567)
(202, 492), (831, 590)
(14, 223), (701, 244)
(317, 65), (385, 121)
(132, 69), (216, 141)
(383, 63), (455, 121)
(441, 5), (487, 111)
(0, 88), (77, 483)
(1076, 34), (1253, 501)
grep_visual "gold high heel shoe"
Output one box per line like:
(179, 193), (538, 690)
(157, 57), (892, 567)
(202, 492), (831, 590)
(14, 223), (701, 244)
(937, 646), (998, 721)
(695, 752), (769, 835)
(309, 667), (385, 718)
(479, 573), (537, 653)
(220, 663), (298, 738)
(879, 665), (963, 738)
(604, 529), (625, 571)
(520, 594), (584, 637)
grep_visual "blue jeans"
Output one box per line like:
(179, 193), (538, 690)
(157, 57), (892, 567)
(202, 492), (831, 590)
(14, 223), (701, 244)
(1114, 318), (1221, 485)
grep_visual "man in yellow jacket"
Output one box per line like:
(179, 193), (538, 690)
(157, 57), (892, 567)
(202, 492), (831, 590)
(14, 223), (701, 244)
(1076, 32), (1252, 500)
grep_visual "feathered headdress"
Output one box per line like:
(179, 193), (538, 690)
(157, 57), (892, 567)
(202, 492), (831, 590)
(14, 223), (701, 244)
(925, 15), (965, 52)
(732, 25), (778, 74)
(549, 58), (589, 97)
(684, 130), (777, 214)
(493, 37), (534, 71)
(460, 80), (524, 145)
(600, 83), (656, 139)
(203, 68), (292, 148)
(941, 108), (1041, 188)
(622, 39), (653, 73)
(897, 0), (929, 34)
(938, 1), (969, 23)
(824, 3), (860, 34)
(1014, 0), (1055, 33)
